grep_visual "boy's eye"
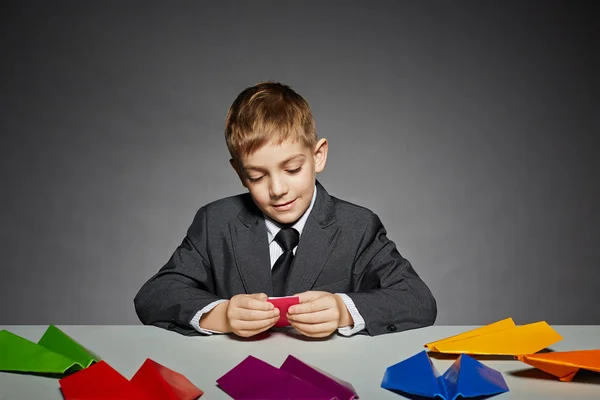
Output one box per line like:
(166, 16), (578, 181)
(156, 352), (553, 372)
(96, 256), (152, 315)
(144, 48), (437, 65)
(248, 175), (264, 182)
(286, 167), (302, 174)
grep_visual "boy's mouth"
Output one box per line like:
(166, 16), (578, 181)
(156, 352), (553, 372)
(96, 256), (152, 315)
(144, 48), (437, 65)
(273, 199), (296, 211)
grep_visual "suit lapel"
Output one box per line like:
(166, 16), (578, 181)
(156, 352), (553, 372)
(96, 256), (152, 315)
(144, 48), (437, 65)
(285, 182), (340, 295)
(230, 195), (273, 295)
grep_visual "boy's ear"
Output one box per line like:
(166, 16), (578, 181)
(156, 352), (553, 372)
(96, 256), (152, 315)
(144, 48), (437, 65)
(313, 138), (328, 174)
(230, 158), (248, 188)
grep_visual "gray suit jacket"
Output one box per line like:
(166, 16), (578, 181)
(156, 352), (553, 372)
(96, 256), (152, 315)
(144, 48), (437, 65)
(134, 181), (436, 336)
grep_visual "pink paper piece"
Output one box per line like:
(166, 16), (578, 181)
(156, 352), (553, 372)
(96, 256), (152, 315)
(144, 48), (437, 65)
(267, 296), (300, 327)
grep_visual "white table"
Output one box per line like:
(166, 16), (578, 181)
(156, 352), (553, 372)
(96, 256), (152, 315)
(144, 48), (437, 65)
(1, 325), (599, 399)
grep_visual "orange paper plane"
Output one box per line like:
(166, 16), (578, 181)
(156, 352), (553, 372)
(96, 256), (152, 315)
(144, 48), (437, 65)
(517, 350), (600, 382)
(424, 318), (563, 355)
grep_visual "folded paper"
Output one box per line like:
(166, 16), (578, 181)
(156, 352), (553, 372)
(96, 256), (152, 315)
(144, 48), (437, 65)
(217, 355), (358, 399)
(381, 350), (509, 399)
(516, 349), (600, 382)
(60, 358), (204, 399)
(424, 318), (562, 355)
(59, 361), (146, 400)
(280, 355), (358, 400)
(217, 355), (332, 399)
(267, 296), (300, 327)
(0, 325), (100, 375)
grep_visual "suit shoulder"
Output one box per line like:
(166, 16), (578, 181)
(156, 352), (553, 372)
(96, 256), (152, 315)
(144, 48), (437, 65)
(193, 192), (253, 222)
(329, 195), (377, 224)
(204, 192), (249, 211)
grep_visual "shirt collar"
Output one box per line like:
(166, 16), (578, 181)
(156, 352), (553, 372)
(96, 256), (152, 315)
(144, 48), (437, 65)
(265, 185), (317, 244)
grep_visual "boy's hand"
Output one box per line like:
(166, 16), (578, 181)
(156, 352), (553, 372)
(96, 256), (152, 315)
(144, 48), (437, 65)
(226, 293), (280, 337)
(286, 291), (353, 338)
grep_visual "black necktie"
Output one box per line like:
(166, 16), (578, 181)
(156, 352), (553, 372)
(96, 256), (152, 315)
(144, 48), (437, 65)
(271, 227), (300, 297)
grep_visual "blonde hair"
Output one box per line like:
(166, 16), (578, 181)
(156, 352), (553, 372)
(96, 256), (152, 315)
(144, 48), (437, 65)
(225, 82), (317, 160)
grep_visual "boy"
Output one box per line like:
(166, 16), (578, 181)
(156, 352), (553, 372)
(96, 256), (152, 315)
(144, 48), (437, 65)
(134, 82), (436, 338)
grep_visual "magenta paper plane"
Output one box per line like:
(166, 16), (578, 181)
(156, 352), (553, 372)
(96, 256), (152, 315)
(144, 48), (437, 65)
(217, 355), (358, 399)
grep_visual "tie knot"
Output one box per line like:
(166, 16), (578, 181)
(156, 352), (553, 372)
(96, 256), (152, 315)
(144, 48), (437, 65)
(274, 227), (299, 251)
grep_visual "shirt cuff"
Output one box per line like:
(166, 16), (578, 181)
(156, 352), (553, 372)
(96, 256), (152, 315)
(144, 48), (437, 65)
(189, 299), (228, 335)
(335, 293), (366, 336)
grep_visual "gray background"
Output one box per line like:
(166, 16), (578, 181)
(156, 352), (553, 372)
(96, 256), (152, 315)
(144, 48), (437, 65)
(1, 1), (598, 326)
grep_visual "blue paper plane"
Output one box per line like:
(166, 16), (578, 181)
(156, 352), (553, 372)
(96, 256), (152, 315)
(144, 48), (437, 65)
(381, 350), (509, 399)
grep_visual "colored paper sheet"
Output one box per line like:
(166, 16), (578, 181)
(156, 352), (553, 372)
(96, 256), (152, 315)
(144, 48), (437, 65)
(217, 355), (358, 399)
(60, 361), (147, 400)
(217, 355), (335, 399)
(382, 350), (509, 400)
(424, 318), (563, 355)
(267, 296), (300, 327)
(0, 325), (99, 375)
(131, 358), (205, 399)
(280, 355), (358, 400)
(516, 349), (600, 382)
(60, 359), (204, 399)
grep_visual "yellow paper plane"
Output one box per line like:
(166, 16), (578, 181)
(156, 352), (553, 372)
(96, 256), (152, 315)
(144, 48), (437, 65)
(424, 318), (563, 355)
(517, 350), (600, 382)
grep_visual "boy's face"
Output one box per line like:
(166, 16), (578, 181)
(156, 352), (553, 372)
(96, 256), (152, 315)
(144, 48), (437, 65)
(232, 138), (328, 225)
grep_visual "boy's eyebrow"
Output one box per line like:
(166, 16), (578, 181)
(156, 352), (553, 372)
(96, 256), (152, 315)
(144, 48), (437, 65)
(244, 154), (306, 171)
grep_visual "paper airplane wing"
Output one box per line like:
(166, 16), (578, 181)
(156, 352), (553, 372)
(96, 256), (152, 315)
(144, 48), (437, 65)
(0, 330), (85, 374)
(59, 360), (147, 400)
(130, 358), (204, 399)
(382, 351), (508, 400)
(425, 318), (516, 351)
(217, 355), (334, 399)
(38, 325), (100, 368)
(381, 350), (443, 398)
(517, 350), (600, 382)
(280, 355), (358, 400)
(445, 354), (509, 399)
(426, 320), (562, 355)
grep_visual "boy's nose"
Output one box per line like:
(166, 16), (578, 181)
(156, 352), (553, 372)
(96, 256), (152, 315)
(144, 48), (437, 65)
(269, 177), (288, 198)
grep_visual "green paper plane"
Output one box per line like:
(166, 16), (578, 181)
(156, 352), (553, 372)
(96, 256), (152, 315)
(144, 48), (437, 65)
(0, 325), (100, 375)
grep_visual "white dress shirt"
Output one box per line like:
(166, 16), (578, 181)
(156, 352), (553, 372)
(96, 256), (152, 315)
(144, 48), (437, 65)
(190, 185), (366, 336)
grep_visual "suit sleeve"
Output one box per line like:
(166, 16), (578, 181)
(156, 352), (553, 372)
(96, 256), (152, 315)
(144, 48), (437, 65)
(133, 206), (221, 336)
(345, 212), (437, 336)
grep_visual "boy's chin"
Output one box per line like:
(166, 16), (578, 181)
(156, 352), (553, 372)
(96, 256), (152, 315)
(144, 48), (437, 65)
(267, 213), (301, 225)
(264, 208), (306, 225)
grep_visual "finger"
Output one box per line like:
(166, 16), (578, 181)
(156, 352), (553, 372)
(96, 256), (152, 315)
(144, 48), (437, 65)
(286, 309), (338, 325)
(237, 296), (274, 311)
(232, 316), (279, 334)
(233, 307), (279, 322)
(235, 315), (279, 330)
(294, 291), (328, 303)
(289, 321), (337, 338)
(236, 325), (273, 337)
(288, 297), (334, 315)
